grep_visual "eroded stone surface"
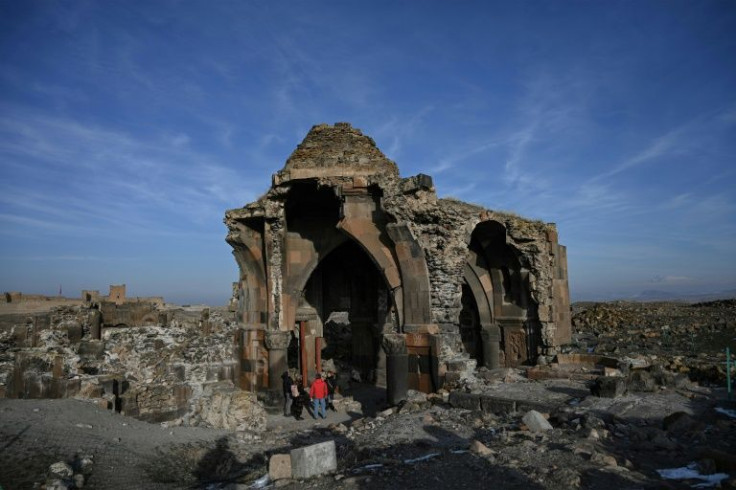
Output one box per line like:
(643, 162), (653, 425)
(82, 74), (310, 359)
(0, 304), (266, 431)
(225, 122), (572, 398)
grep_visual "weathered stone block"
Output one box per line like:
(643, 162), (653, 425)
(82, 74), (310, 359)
(479, 395), (516, 414)
(448, 391), (480, 410)
(290, 440), (337, 479)
(269, 453), (292, 481)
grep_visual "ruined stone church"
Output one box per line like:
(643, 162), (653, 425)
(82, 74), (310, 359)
(225, 123), (571, 403)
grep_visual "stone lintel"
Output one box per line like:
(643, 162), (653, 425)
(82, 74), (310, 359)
(275, 167), (385, 184)
(339, 184), (370, 196)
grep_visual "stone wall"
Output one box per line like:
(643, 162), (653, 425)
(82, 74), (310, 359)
(0, 304), (266, 431)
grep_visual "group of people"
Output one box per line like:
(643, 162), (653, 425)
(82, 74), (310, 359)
(281, 370), (337, 421)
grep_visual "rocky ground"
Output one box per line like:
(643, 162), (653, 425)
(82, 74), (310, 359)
(569, 299), (736, 385)
(1, 299), (735, 489)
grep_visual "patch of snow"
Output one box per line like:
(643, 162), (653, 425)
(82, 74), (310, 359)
(714, 406), (736, 418)
(404, 452), (441, 464)
(656, 463), (728, 487)
(248, 473), (270, 488)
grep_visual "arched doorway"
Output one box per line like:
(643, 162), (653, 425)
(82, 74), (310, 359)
(300, 239), (396, 392)
(459, 283), (482, 364)
(462, 220), (537, 368)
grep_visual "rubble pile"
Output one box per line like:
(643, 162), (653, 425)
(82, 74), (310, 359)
(140, 383), (735, 489)
(0, 305), (267, 432)
(1, 299), (734, 489)
(568, 300), (736, 385)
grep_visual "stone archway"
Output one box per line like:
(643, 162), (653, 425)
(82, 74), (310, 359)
(228, 221), (268, 327)
(463, 250), (501, 369)
(464, 220), (535, 367)
(301, 240), (396, 390)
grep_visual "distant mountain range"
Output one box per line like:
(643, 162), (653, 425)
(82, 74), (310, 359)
(631, 289), (736, 302)
(573, 289), (736, 303)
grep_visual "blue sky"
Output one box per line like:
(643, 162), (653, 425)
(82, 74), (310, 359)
(1, 1), (734, 305)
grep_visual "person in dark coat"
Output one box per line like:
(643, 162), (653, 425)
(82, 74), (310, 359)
(281, 371), (293, 417)
(290, 376), (307, 420)
(325, 371), (337, 411)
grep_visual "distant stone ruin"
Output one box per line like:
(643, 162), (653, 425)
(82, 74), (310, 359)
(2, 284), (164, 314)
(225, 122), (572, 403)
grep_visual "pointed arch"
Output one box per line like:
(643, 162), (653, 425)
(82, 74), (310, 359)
(230, 221), (268, 327)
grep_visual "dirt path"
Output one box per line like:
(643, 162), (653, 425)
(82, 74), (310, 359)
(0, 398), (230, 489)
(0, 397), (357, 489)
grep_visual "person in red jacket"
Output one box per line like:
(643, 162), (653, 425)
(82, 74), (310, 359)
(309, 372), (328, 419)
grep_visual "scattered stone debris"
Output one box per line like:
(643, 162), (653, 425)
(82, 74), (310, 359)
(2, 297), (735, 489)
(41, 454), (93, 490)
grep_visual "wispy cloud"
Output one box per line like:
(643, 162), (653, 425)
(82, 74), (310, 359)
(373, 106), (434, 161)
(0, 109), (262, 237)
(503, 121), (539, 187)
(589, 106), (736, 183)
(430, 137), (503, 175)
(589, 125), (686, 182)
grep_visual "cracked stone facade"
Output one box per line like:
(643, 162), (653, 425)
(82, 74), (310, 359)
(225, 122), (571, 397)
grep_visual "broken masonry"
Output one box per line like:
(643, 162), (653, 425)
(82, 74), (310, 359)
(225, 122), (572, 404)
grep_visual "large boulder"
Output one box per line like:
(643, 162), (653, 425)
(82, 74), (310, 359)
(522, 410), (553, 432)
(193, 387), (267, 432)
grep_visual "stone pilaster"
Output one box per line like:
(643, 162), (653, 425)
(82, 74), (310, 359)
(479, 322), (501, 369)
(381, 334), (408, 405)
(265, 330), (291, 391)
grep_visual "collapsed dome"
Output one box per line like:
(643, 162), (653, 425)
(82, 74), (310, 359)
(225, 122), (571, 400)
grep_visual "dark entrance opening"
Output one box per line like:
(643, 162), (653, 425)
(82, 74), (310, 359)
(459, 283), (483, 364)
(302, 239), (394, 413)
(287, 331), (299, 372)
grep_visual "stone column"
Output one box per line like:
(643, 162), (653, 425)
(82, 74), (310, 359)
(480, 322), (502, 369)
(89, 310), (102, 340)
(372, 322), (392, 388)
(382, 333), (408, 406)
(265, 330), (291, 391)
